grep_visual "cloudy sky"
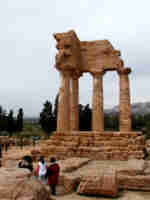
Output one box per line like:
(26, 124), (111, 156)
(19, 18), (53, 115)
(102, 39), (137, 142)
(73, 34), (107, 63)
(0, 0), (150, 117)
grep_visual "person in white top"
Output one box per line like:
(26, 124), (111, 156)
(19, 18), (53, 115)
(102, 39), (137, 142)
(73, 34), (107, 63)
(36, 156), (47, 184)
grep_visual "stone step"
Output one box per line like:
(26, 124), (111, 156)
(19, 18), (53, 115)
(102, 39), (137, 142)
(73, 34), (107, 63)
(49, 139), (145, 147)
(52, 131), (142, 137)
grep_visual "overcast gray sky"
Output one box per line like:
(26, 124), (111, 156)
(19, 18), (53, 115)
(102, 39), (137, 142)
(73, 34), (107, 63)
(0, 0), (150, 117)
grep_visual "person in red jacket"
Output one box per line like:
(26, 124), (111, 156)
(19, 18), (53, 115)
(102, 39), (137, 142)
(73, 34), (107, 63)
(46, 157), (60, 196)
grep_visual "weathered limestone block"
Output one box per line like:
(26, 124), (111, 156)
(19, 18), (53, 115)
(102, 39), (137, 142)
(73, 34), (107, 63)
(111, 152), (128, 161)
(58, 174), (80, 195)
(128, 151), (144, 159)
(11, 178), (52, 200)
(54, 30), (82, 71)
(128, 145), (145, 151)
(63, 141), (79, 147)
(0, 167), (32, 200)
(39, 130), (145, 161)
(59, 157), (91, 173)
(51, 140), (62, 145)
(143, 161), (150, 175)
(118, 159), (146, 176)
(77, 168), (118, 197)
(110, 141), (129, 147)
(135, 135), (145, 145)
(118, 174), (150, 191)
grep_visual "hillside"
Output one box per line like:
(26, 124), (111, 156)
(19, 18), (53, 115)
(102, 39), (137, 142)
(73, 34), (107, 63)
(105, 102), (150, 115)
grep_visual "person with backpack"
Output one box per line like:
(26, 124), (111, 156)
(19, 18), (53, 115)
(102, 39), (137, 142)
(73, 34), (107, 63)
(45, 157), (60, 196)
(36, 156), (47, 184)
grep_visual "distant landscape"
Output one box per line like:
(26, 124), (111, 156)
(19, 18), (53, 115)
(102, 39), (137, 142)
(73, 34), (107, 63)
(1, 101), (150, 139)
(24, 101), (150, 122)
(105, 102), (150, 115)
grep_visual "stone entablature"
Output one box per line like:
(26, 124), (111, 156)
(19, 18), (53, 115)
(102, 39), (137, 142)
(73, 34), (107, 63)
(80, 40), (122, 73)
(54, 30), (123, 73)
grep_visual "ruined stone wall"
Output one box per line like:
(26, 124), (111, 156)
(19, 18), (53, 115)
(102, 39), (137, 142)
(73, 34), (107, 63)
(39, 131), (145, 160)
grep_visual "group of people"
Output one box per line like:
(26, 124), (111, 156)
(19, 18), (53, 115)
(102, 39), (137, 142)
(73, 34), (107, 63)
(18, 155), (60, 196)
(36, 156), (60, 195)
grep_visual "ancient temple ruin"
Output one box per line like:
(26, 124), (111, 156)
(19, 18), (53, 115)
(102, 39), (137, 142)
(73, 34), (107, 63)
(47, 30), (145, 160)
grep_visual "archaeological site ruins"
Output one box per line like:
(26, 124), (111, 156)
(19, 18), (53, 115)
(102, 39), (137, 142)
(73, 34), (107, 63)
(46, 30), (145, 160)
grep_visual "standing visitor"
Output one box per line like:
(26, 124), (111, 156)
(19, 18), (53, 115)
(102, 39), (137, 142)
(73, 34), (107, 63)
(5, 143), (8, 152)
(0, 144), (2, 158)
(36, 156), (47, 184)
(18, 155), (33, 172)
(46, 157), (60, 196)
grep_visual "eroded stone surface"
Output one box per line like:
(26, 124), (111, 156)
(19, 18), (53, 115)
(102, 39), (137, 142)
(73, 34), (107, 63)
(77, 168), (118, 197)
(38, 131), (145, 160)
(0, 166), (52, 200)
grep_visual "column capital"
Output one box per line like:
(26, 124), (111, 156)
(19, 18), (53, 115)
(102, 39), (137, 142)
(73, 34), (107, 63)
(61, 70), (72, 77)
(117, 67), (131, 75)
(72, 71), (82, 80)
(90, 70), (105, 78)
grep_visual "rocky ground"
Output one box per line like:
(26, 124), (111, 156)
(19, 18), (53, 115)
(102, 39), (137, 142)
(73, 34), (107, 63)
(1, 144), (150, 200)
(55, 191), (150, 200)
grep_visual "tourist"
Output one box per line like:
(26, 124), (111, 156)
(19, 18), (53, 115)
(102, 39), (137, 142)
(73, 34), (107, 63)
(46, 157), (60, 196)
(18, 155), (33, 172)
(36, 156), (47, 184)
(5, 143), (8, 152)
(0, 144), (2, 158)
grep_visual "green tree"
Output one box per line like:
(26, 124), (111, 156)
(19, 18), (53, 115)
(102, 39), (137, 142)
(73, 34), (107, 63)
(79, 104), (91, 131)
(7, 109), (15, 137)
(53, 94), (59, 119)
(39, 101), (56, 136)
(0, 106), (8, 132)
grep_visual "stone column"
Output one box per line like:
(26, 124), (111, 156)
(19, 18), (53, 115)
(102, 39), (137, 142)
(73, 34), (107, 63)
(92, 71), (104, 132)
(57, 70), (71, 132)
(118, 68), (132, 131)
(70, 73), (81, 131)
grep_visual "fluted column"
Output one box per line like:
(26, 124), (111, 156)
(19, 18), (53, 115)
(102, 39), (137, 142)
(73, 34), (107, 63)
(70, 73), (81, 131)
(92, 71), (104, 132)
(118, 68), (132, 131)
(57, 70), (71, 132)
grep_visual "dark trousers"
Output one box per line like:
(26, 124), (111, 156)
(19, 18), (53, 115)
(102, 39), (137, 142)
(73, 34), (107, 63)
(49, 184), (56, 195)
